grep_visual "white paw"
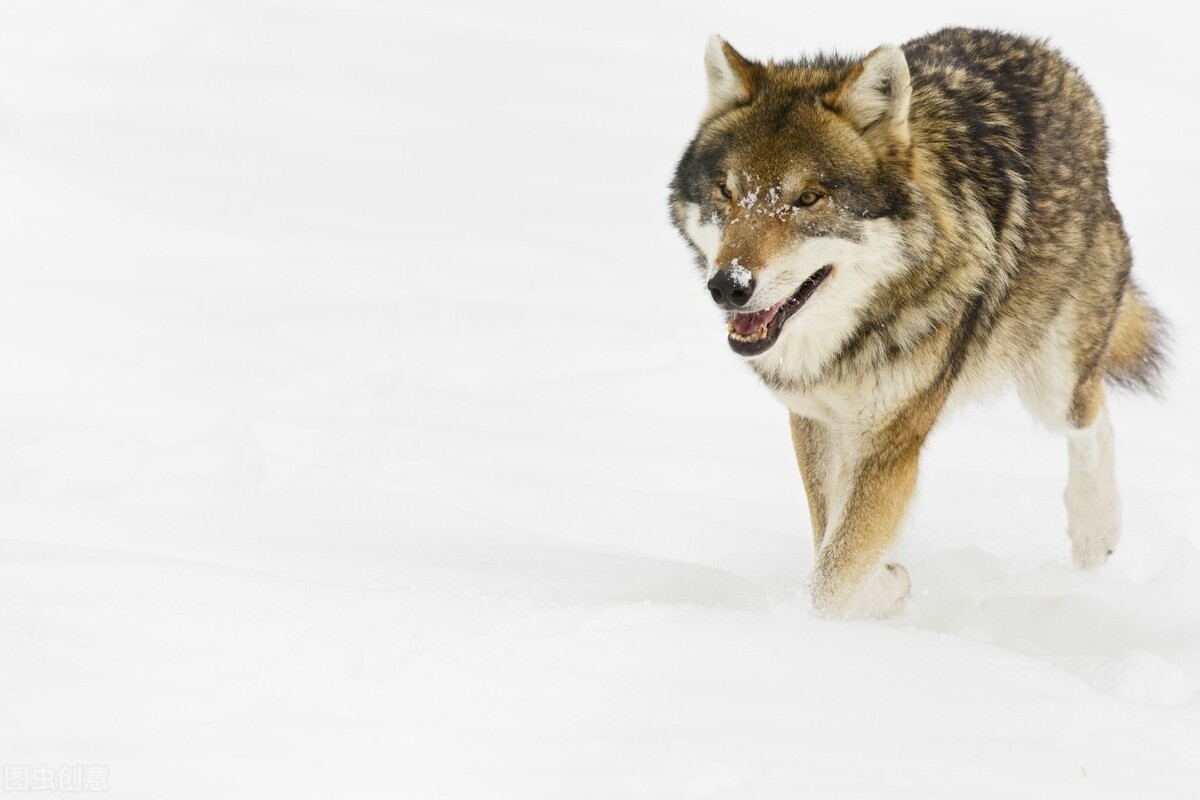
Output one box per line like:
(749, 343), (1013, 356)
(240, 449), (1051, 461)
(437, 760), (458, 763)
(1070, 525), (1118, 570)
(1065, 487), (1120, 570)
(812, 563), (910, 619)
(856, 562), (911, 618)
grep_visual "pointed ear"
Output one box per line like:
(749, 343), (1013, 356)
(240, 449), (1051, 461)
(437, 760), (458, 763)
(704, 36), (761, 120)
(827, 45), (912, 151)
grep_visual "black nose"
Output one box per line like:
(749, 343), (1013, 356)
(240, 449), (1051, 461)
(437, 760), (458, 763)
(707, 269), (754, 309)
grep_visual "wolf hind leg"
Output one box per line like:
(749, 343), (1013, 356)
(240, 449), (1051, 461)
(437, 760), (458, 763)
(1019, 348), (1121, 569)
(1062, 378), (1121, 569)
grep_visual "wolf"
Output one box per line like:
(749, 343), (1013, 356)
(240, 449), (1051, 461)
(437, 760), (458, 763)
(668, 27), (1166, 618)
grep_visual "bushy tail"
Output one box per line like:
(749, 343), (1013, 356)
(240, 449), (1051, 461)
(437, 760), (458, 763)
(1104, 281), (1169, 393)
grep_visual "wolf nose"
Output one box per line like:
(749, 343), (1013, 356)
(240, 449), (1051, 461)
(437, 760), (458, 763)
(707, 269), (754, 309)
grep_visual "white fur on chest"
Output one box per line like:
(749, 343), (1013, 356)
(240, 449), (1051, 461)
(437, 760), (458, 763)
(749, 219), (910, 387)
(769, 360), (931, 429)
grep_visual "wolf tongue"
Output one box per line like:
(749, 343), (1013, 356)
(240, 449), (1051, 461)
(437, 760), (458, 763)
(731, 303), (782, 336)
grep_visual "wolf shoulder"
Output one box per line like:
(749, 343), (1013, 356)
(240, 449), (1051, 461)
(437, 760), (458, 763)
(902, 27), (1109, 156)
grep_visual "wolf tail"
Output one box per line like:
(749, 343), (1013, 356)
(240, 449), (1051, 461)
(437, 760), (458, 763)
(1104, 280), (1169, 393)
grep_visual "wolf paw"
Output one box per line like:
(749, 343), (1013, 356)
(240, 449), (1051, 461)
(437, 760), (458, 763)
(862, 563), (911, 619)
(1070, 526), (1118, 570)
(812, 562), (910, 619)
(1065, 488), (1120, 570)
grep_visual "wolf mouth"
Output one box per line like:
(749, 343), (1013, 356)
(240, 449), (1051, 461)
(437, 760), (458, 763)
(726, 265), (832, 357)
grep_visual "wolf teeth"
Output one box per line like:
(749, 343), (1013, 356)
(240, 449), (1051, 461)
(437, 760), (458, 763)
(729, 324), (770, 343)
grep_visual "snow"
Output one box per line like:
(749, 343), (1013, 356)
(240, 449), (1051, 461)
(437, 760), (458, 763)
(728, 259), (751, 287)
(0, 1), (1198, 797)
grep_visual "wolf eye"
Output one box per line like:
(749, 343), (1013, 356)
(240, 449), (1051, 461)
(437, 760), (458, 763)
(794, 190), (823, 208)
(716, 182), (732, 201)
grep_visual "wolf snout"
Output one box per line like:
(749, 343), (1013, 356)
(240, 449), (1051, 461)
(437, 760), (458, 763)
(708, 267), (755, 309)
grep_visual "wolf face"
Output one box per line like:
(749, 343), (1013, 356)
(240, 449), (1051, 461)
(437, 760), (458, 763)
(669, 38), (924, 385)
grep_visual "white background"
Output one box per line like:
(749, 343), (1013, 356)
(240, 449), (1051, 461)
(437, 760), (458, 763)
(0, 1), (1197, 797)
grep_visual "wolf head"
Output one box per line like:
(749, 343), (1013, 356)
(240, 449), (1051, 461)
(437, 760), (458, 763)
(669, 37), (927, 387)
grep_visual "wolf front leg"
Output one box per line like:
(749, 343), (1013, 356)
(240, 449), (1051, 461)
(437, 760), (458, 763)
(808, 398), (942, 619)
(789, 414), (831, 552)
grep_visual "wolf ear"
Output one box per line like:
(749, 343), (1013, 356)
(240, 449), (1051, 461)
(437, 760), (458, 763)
(828, 45), (912, 152)
(704, 36), (760, 120)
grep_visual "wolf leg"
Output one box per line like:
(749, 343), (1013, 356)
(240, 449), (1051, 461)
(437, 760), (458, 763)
(810, 431), (924, 618)
(1064, 384), (1121, 569)
(1019, 335), (1122, 569)
(789, 414), (831, 552)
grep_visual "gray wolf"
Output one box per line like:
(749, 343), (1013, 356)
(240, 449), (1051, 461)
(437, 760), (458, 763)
(668, 27), (1167, 618)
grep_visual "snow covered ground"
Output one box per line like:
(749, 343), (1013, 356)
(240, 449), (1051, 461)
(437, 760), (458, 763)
(1, 1), (1198, 797)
